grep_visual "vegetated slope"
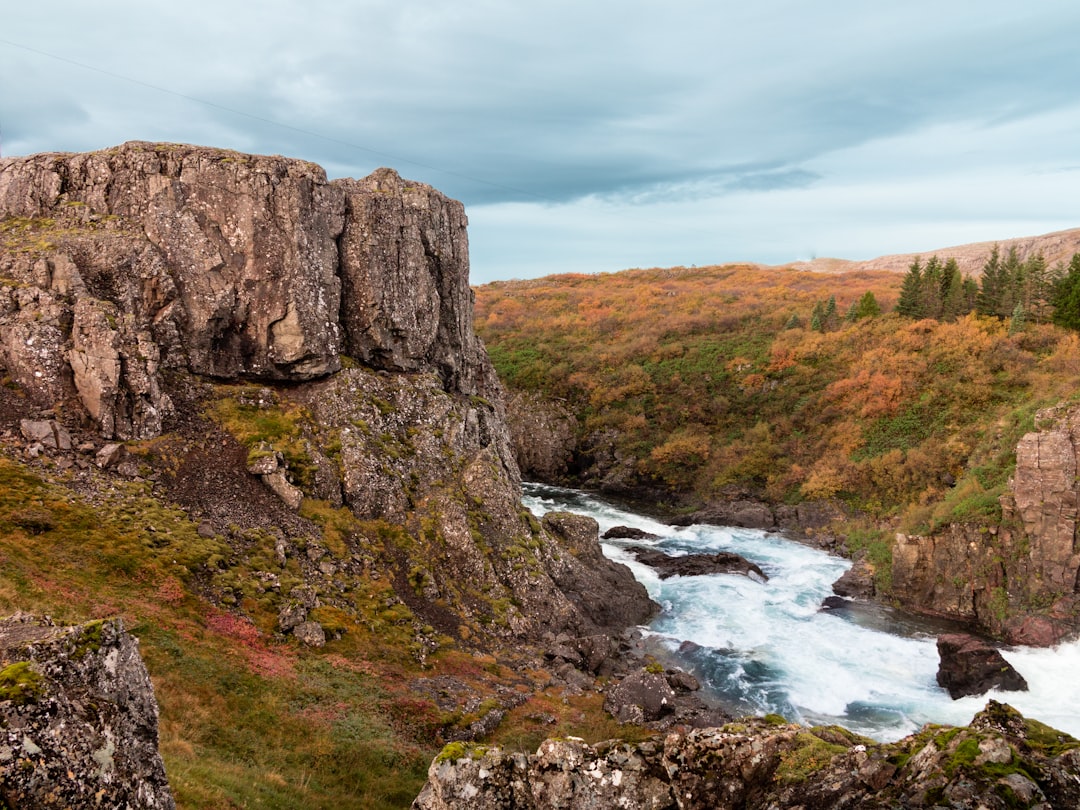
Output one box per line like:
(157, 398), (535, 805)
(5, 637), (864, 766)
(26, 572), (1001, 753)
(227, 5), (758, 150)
(474, 260), (1080, 611)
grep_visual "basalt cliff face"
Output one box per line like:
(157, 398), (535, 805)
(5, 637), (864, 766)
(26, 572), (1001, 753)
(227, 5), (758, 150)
(892, 403), (1080, 645)
(0, 141), (652, 644)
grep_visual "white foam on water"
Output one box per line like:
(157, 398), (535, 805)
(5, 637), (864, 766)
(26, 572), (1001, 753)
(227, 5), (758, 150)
(523, 482), (1080, 742)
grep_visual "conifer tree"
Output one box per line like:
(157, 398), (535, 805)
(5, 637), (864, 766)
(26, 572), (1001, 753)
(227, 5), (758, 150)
(822, 295), (839, 331)
(977, 245), (1005, 317)
(896, 257), (925, 319)
(1052, 253), (1080, 331)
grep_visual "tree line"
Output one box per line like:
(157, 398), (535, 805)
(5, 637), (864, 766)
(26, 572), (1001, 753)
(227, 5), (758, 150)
(893, 246), (1080, 330)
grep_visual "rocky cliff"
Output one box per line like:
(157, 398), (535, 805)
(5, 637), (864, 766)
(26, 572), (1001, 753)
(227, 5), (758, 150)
(413, 701), (1080, 810)
(0, 614), (174, 809)
(892, 402), (1080, 645)
(0, 141), (654, 646)
(0, 143), (496, 440)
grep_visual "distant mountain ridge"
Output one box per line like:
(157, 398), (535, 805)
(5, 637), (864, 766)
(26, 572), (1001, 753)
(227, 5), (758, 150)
(779, 226), (1080, 277)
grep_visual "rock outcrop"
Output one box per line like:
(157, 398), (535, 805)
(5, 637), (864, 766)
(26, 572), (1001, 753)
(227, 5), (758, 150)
(892, 403), (1080, 644)
(414, 702), (1080, 810)
(503, 391), (578, 481)
(936, 633), (1029, 700)
(0, 142), (496, 441)
(0, 142), (650, 644)
(0, 614), (174, 809)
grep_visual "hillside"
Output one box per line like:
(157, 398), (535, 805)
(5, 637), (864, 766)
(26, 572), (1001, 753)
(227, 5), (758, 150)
(474, 249), (1080, 643)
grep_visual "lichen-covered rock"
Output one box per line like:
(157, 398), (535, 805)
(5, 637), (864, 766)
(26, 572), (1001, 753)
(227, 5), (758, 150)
(414, 701), (1080, 809)
(336, 169), (495, 399)
(0, 614), (174, 809)
(0, 143), (501, 439)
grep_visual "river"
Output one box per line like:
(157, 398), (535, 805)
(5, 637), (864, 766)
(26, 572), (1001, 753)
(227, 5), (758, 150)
(522, 482), (1080, 742)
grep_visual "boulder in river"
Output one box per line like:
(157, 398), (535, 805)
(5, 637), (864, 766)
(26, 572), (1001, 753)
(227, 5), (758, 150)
(602, 525), (660, 541)
(936, 633), (1029, 699)
(629, 547), (768, 582)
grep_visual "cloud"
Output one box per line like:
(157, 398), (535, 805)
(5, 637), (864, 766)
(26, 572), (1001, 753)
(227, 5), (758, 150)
(3, 1), (1080, 280)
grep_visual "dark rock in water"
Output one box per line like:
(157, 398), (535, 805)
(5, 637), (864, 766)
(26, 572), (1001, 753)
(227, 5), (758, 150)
(820, 595), (850, 611)
(629, 547), (768, 581)
(669, 499), (776, 530)
(832, 557), (876, 599)
(936, 633), (1029, 699)
(414, 701), (1080, 810)
(0, 614), (175, 809)
(603, 525), (660, 541)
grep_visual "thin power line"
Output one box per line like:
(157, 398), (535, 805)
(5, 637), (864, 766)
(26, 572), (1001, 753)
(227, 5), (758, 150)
(0, 37), (555, 203)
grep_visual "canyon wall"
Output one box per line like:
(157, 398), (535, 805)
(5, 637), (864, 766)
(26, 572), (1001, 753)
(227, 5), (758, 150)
(892, 403), (1080, 644)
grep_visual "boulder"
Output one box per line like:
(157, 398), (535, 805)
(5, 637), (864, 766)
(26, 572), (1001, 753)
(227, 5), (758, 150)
(602, 525), (660, 541)
(629, 547), (768, 581)
(603, 668), (677, 723)
(936, 633), (1029, 699)
(831, 557), (875, 599)
(0, 614), (174, 809)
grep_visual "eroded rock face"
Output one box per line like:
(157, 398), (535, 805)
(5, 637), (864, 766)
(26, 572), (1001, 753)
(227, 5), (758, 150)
(0, 143), (496, 439)
(503, 391), (578, 481)
(891, 403), (1080, 643)
(414, 702), (1080, 810)
(0, 614), (174, 809)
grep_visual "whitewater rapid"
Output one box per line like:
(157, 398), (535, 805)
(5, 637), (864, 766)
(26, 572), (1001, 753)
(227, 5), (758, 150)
(522, 482), (1080, 742)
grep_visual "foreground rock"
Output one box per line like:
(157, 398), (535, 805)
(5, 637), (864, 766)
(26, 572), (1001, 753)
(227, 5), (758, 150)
(936, 633), (1029, 700)
(630, 547), (768, 582)
(0, 614), (174, 809)
(603, 666), (731, 730)
(414, 701), (1080, 809)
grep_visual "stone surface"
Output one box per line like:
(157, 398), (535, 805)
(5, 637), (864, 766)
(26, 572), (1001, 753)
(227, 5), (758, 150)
(0, 143), (500, 439)
(891, 402), (1080, 643)
(832, 557), (876, 599)
(629, 547), (768, 581)
(936, 633), (1029, 700)
(503, 391), (578, 481)
(414, 701), (1080, 810)
(0, 614), (174, 809)
(602, 525), (660, 541)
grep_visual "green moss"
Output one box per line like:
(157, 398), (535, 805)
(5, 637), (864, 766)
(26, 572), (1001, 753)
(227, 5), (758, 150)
(762, 713), (788, 725)
(435, 741), (491, 764)
(71, 619), (107, 658)
(1023, 717), (1080, 756)
(0, 661), (45, 705)
(775, 732), (848, 784)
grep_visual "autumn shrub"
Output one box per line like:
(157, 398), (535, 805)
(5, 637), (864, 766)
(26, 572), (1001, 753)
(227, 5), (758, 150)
(477, 264), (1080, 528)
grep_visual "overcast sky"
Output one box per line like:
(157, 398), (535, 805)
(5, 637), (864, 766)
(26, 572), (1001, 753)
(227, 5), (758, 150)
(3, 2), (1079, 283)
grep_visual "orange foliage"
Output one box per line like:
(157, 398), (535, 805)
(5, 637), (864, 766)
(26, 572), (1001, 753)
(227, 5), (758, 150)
(476, 261), (1080, 517)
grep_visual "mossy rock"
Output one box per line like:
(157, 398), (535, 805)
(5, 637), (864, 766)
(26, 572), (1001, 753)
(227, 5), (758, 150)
(0, 661), (45, 705)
